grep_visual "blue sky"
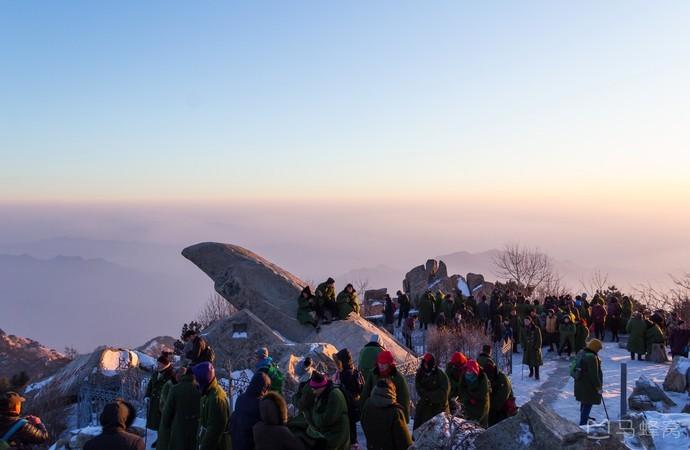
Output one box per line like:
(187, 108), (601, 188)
(2, 1), (689, 204)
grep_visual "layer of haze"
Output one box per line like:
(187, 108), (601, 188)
(1, 2), (689, 350)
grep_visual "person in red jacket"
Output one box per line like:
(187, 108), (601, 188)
(591, 302), (608, 341)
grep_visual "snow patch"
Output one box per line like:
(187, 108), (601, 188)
(518, 422), (533, 446)
(25, 376), (54, 393)
(99, 349), (139, 376)
(232, 331), (248, 339)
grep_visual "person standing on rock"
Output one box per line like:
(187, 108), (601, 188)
(358, 334), (384, 382)
(396, 290), (411, 328)
(297, 286), (320, 330)
(336, 283), (361, 320)
(413, 353), (450, 430)
(458, 360), (490, 428)
(360, 350), (410, 423)
(626, 312), (647, 360)
(159, 366), (201, 450)
(255, 347), (285, 394)
(193, 362), (231, 450)
(144, 353), (175, 444)
(521, 317), (543, 380)
(183, 329), (215, 366)
(383, 294), (396, 332)
(315, 277), (338, 322)
(360, 379), (413, 450)
(574, 339), (603, 426)
(0, 391), (50, 448)
(478, 295), (490, 334)
(230, 372), (271, 450)
(418, 290), (435, 330)
(305, 372), (350, 450)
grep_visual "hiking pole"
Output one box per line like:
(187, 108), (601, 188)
(601, 394), (610, 421)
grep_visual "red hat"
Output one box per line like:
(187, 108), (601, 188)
(464, 359), (480, 376)
(376, 350), (394, 365)
(450, 352), (467, 366)
(422, 353), (434, 363)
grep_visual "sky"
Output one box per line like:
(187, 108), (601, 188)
(1, 2), (689, 292)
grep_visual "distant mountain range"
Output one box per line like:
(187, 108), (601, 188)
(0, 328), (69, 380)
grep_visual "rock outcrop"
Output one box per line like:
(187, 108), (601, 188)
(475, 400), (626, 450)
(182, 242), (414, 364)
(628, 376), (677, 412)
(410, 412), (483, 450)
(403, 259), (460, 304)
(0, 328), (70, 380)
(663, 356), (690, 393)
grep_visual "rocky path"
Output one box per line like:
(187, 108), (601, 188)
(530, 354), (571, 405)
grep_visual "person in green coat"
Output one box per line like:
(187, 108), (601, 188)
(160, 368), (202, 450)
(446, 352), (468, 409)
(357, 334), (384, 381)
(156, 367), (182, 450)
(336, 284), (360, 319)
(361, 378), (413, 450)
(476, 345), (495, 372)
(418, 290), (435, 330)
(574, 318), (590, 353)
(360, 350), (410, 423)
(484, 362), (515, 426)
(441, 294), (457, 326)
(434, 291), (445, 321)
(621, 296), (633, 333)
(145, 354), (175, 434)
(413, 353), (450, 430)
(315, 277), (337, 321)
(574, 339), (603, 425)
(193, 362), (231, 450)
(458, 360), (490, 428)
(297, 286), (319, 329)
(645, 321), (666, 357)
(558, 316), (577, 358)
(306, 373), (350, 450)
(522, 317), (543, 380)
(256, 347), (285, 394)
(626, 312), (647, 360)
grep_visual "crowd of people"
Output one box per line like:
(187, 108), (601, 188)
(2, 280), (689, 449)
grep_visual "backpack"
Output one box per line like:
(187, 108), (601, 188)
(1, 419), (27, 450)
(569, 350), (586, 380)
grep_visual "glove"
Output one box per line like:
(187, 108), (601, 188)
(26, 415), (42, 425)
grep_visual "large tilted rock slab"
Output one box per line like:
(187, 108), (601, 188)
(475, 400), (626, 450)
(182, 242), (414, 363)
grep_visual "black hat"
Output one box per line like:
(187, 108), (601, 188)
(157, 353), (171, 365)
(326, 277), (335, 284)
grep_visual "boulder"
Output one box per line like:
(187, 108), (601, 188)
(628, 376), (676, 412)
(466, 273), (485, 292)
(476, 400), (626, 450)
(403, 259), (460, 305)
(647, 343), (669, 363)
(663, 356), (690, 393)
(410, 412), (483, 450)
(364, 288), (387, 301)
(182, 242), (415, 365)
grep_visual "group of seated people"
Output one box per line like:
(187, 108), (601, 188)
(297, 278), (361, 330)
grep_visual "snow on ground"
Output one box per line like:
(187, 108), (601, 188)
(25, 375), (54, 393)
(509, 350), (560, 406)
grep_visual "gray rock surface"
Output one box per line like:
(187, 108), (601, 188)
(182, 242), (414, 364)
(410, 412), (483, 450)
(663, 356), (690, 393)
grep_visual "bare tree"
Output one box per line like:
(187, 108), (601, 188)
(492, 243), (555, 291)
(63, 346), (79, 360)
(534, 270), (568, 299)
(197, 292), (237, 328)
(633, 273), (690, 320)
(354, 278), (369, 299)
(579, 269), (609, 295)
